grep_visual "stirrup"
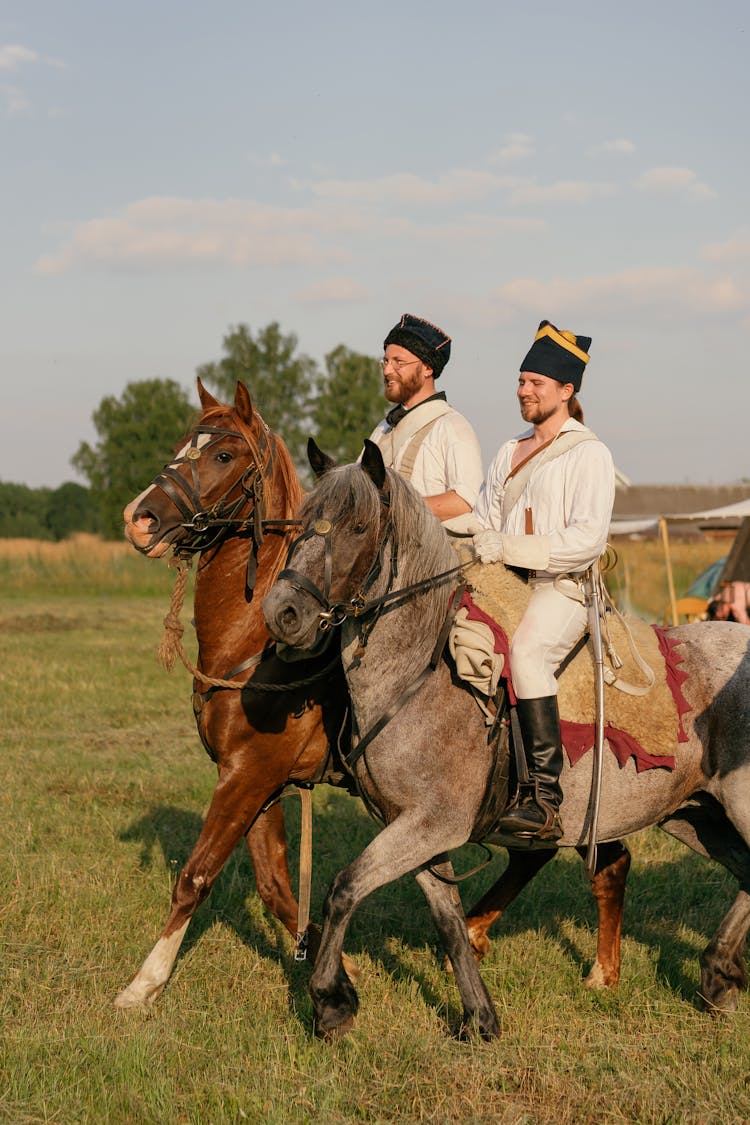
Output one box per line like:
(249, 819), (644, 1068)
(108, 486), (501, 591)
(496, 789), (562, 842)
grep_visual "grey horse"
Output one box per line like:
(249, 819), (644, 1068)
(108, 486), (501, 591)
(263, 440), (750, 1039)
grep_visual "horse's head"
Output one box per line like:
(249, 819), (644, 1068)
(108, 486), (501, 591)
(123, 379), (299, 558)
(263, 440), (393, 650)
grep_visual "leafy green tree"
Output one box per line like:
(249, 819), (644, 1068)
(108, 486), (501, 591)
(197, 322), (318, 467)
(45, 481), (99, 540)
(72, 379), (197, 540)
(312, 345), (385, 465)
(0, 481), (53, 539)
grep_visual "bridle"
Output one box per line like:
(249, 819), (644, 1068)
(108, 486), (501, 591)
(137, 415), (301, 592)
(278, 496), (466, 633)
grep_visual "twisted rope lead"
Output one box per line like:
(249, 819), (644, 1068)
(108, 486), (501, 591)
(157, 559), (249, 690)
(156, 557), (340, 694)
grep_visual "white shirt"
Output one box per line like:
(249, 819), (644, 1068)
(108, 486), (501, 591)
(369, 401), (484, 507)
(473, 418), (615, 576)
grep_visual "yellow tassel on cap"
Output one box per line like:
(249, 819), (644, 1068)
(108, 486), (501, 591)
(534, 323), (590, 365)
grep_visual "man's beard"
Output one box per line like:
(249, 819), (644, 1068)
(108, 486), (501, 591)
(519, 400), (557, 425)
(384, 367), (424, 404)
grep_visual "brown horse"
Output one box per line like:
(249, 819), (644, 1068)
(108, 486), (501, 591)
(115, 380), (629, 1009)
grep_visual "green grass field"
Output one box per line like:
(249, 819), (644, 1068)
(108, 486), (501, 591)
(3, 536), (750, 1124)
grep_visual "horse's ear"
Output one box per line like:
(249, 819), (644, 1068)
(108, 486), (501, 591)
(308, 437), (337, 479)
(234, 381), (255, 425)
(197, 377), (221, 411)
(361, 439), (386, 491)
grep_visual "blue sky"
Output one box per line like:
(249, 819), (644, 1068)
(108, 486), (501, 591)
(3, 0), (749, 488)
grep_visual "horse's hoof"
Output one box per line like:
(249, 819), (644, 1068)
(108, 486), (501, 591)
(114, 980), (164, 1010)
(458, 1010), (500, 1041)
(584, 961), (618, 991)
(314, 1014), (356, 1039)
(698, 987), (739, 1015)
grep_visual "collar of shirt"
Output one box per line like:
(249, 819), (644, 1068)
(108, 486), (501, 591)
(385, 390), (447, 428)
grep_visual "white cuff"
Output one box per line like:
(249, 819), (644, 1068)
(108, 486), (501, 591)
(502, 534), (551, 571)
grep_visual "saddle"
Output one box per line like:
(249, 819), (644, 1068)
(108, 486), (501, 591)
(451, 549), (690, 771)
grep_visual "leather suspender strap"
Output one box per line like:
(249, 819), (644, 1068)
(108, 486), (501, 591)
(397, 417), (441, 482)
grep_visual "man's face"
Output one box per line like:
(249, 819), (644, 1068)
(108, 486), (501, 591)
(517, 371), (572, 425)
(382, 345), (429, 406)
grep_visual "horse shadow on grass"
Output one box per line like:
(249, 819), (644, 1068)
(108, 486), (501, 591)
(118, 794), (738, 1022)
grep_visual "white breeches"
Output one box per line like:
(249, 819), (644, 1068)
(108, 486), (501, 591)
(509, 577), (588, 698)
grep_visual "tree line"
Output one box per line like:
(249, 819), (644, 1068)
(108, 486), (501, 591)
(2, 322), (385, 540)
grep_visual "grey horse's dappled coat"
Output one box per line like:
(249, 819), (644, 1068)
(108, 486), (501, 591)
(264, 445), (750, 1037)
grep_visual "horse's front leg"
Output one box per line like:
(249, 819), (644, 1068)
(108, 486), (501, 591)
(310, 815), (498, 1039)
(115, 763), (289, 1010)
(415, 860), (500, 1040)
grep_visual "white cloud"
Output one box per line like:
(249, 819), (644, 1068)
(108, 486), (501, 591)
(34, 188), (551, 276)
(508, 179), (616, 206)
(635, 166), (716, 200)
(703, 232), (750, 262)
(1, 83), (31, 116)
(247, 150), (285, 168)
(306, 169), (520, 206)
(0, 43), (66, 71)
(0, 45), (38, 70)
(489, 132), (535, 164)
(295, 277), (370, 304)
(590, 138), (636, 156)
(35, 196), (360, 274)
(305, 168), (616, 209)
(494, 266), (746, 316)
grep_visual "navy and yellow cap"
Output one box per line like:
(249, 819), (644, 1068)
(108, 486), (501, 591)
(520, 320), (591, 392)
(383, 313), (452, 377)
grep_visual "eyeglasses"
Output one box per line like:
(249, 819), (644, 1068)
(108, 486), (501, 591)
(380, 356), (421, 372)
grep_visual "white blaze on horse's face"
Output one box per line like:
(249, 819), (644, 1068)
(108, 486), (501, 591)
(123, 432), (215, 553)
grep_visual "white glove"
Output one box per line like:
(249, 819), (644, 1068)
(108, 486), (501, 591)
(473, 529), (504, 564)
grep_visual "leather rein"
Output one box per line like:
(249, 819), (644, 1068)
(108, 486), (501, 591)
(143, 416), (338, 695)
(278, 506), (467, 633)
(278, 503), (470, 776)
(139, 417), (300, 575)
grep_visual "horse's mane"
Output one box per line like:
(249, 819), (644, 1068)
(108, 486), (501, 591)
(300, 462), (457, 640)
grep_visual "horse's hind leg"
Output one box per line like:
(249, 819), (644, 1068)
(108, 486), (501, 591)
(576, 840), (631, 990)
(463, 841), (630, 991)
(660, 794), (750, 1012)
(416, 860), (500, 1040)
(245, 802), (306, 947)
(700, 891), (750, 1013)
(464, 848), (556, 962)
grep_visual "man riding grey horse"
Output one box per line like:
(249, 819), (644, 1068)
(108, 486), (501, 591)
(473, 320), (615, 842)
(367, 313), (483, 521)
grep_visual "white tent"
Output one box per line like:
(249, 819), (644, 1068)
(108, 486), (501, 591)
(610, 497), (750, 537)
(610, 499), (750, 625)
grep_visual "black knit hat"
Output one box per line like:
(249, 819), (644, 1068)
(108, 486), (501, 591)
(383, 313), (452, 377)
(520, 320), (591, 392)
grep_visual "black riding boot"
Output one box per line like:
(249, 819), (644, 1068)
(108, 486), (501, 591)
(495, 695), (564, 842)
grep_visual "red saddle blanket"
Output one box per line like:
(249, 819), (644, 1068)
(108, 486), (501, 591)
(456, 590), (690, 773)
